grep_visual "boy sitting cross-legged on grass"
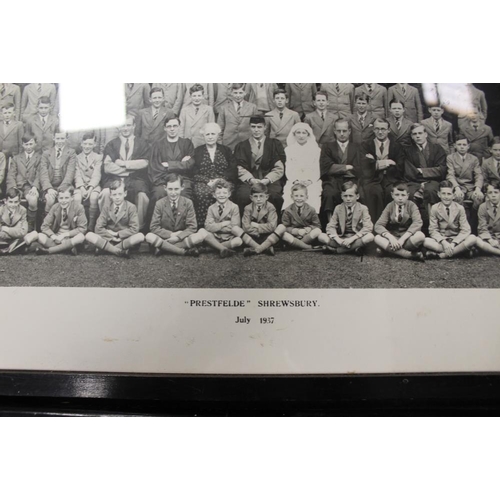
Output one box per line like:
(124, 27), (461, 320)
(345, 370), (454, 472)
(277, 182), (322, 250)
(374, 182), (425, 261)
(476, 181), (500, 256)
(424, 180), (477, 259)
(36, 185), (87, 255)
(145, 174), (207, 257)
(85, 179), (144, 257)
(203, 178), (242, 257)
(234, 183), (284, 257)
(318, 180), (374, 255)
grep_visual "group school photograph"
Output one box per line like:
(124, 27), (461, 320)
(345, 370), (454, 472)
(0, 83), (499, 289)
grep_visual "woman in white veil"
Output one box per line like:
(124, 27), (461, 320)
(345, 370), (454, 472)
(283, 122), (322, 213)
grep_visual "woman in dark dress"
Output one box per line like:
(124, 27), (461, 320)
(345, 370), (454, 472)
(192, 123), (238, 226)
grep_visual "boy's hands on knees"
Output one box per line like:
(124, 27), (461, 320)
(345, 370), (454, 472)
(387, 234), (401, 251)
(343, 235), (358, 248)
(221, 221), (231, 228)
(441, 240), (454, 257)
(298, 229), (306, 237)
(304, 227), (312, 234)
(167, 236), (180, 244)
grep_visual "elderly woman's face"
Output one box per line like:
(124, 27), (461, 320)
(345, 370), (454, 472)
(294, 128), (309, 145)
(204, 128), (219, 146)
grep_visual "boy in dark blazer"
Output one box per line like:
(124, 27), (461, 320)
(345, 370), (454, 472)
(387, 100), (413, 148)
(421, 105), (454, 154)
(349, 93), (376, 146)
(0, 102), (24, 158)
(152, 83), (184, 115)
(278, 183), (322, 250)
(21, 83), (57, 119)
(285, 83), (317, 119)
(424, 180), (477, 259)
(458, 109), (494, 162)
(217, 84), (258, 151)
(319, 83), (355, 118)
(319, 181), (374, 255)
(39, 131), (76, 214)
(7, 133), (43, 231)
(266, 88), (300, 147)
(0, 83), (21, 121)
(482, 138), (500, 185)
(36, 185), (87, 255)
(233, 115), (286, 214)
(374, 182), (425, 261)
(125, 83), (151, 116)
(204, 179), (242, 257)
(355, 84), (387, 119)
(304, 92), (338, 145)
(476, 181), (500, 256)
(319, 118), (361, 222)
(388, 84), (423, 123)
(145, 174), (206, 257)
(135, 87), (175, 146)
(86, 180), (144, 257)
(24, 97), (59, 152)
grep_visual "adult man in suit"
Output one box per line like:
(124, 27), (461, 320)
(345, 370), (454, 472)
(361, 118), (404, 221)
(355, 83), (387, 119)
(218, 84), (258, 151)
(135, 86), (175, 146)
(149, 116), (195, 221)
(0, 84), (21, 121)
(39, 131), (77, 214)
(0, 102), (24, 158)
(245, 83), (278, 115)
(21, 83), (57, 119)
(319, 83), (355, 118)
(350, 93), (376, 146)
(233, 115), (286, 215)
(403, 124), (447, 215)
(152, 83), (184, 115)
(266, 89), (300, 147)
(387, 100), (413, 148)
(24, 96), (59, 152)
(459, 109), (494, 162)
(388, 84), (423, 123)
(304, 91), (338, 145)
(319, 118), (362, 222)
(482, 138), (500, 185)
(285, 83), (317, 119)
(421, 105), (454, 154)
(102, 115), (150, 232)
(125, 83), (151, 116)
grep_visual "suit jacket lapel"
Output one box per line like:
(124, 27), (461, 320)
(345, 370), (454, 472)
(352, 203), (361, 229)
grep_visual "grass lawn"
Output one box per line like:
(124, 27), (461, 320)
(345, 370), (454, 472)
(0, 244), (498, 288)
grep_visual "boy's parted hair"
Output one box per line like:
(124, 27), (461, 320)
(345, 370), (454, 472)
(6, 187), (21, 200)
(392, 182), (409, 193)
(212, 178), (233, 194)
(355, 92), (370, 103)
(150, 86), (164, 97)
(81, 132), (96, 142)
(189, 83), (205, 95)
(250, 183), (268, 195)
(486, 180), (500, 191)
(164, 173), (184, 186)
(334, 117), (350, 130)
(22, 132), (36, 143)
(341, 180), (358, 194)
(231, 83), (245, 91)
(390, 98), (405, 108)
(439, 180), (454, 191)
(109, 179), (126, 191)
(454, 134), (469, 144)
(315, 91), (328, 100)
(38, 96), (51, 106)
(491, 136), (500, 146)
(273, 88), (287, 98)
(58, 185), (75, 196)
(1, 102), (14, 110)
(291, 182), (308, 194)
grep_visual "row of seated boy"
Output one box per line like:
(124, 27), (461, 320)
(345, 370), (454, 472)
(1, 173), (500, 262)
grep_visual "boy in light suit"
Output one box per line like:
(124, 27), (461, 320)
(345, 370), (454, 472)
(21, 83), (57, 119)
(285, 83), (317, 119)
(459, 109), (494, 162)
(355, 84), (387, 119)
(388, 84), (423, 123)
(374, 182), (425, 261)
(239, 183), (284, 257)
(204, 179), (243, 256)
(86, 180), (144, 257)
(246, 83), (278, 115)
(36, 186), (87, 255)
(217, 84), (258, 151)
(0, 83), (21, 121)
(24, 97), (59, 152)
(319, 83), (355, 118)
(424, 180), (477, 259)
(74, 133), (102, 231)
(182, 83), (214, 109)
(145, 174), (206, 257)
(67, 129), (102, 155)
(277, 183), (322, 250)
(39, 131), (76, 214)
(304, 91), (338, 145)
(125, 83), (151, 116)
(152, 83), (184, 115)
(446, 135), (484, 210)
(266, 88), (300, 147)
(0, 102), (24, 158)
(387, 100), (413, 148)
(0, 188), (35, 254)
(482, 138), (500, 185)
(179, 84), (216, 148)
(319, 181), (374, 255)
(7, 133), (43, 232)
(421, 105), (454, 154)
(349, 93), (376, 146)
(476, 181), (500, 256)
(135, 87), (175, 146)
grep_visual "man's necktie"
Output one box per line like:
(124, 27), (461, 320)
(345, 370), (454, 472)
(321, 112), (325, 121)
(380, 141), (385, 156)
(367, 84), (372, 92)
(474, 125), (478, 132)
(259, 84), (264, 88)
(497, 161), (500, 174)
(237, 103), (241, 115)
(128, 83), (133, 90)
(195, 107), (199, 115)
(8, 210), (13, 225)
(397, 205), (403, 223)
(56, 148), (62, 159)
(125, 139), (130, 159)
(42, 117), (46, 127)
(402, 86), (406, 97)
(396, 119), (401, 131)
(435, 120), (440, 133)
(493, 205), (498, 217)
(279, 112), (283, 120)
(172, 202), (177, 213)
(153, 109), (159, 121)
(446, 207), (450, 218)
(218, 204), (224, 217)
(298, 206), (302, 216)
(37, 84), (41, 93)
(360, 115), (365, 128)
(4, 121), (9, 127)
(114, 205), (119, 215)
(85, 155), (90, 166)
(62, 208), (68, 222)
(257, 206), (261, 213)
(336, 83), (340, 93)
(257, 141), (262, 150)
(0, 84), (4, 96)
(347, 207), (353, 225)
